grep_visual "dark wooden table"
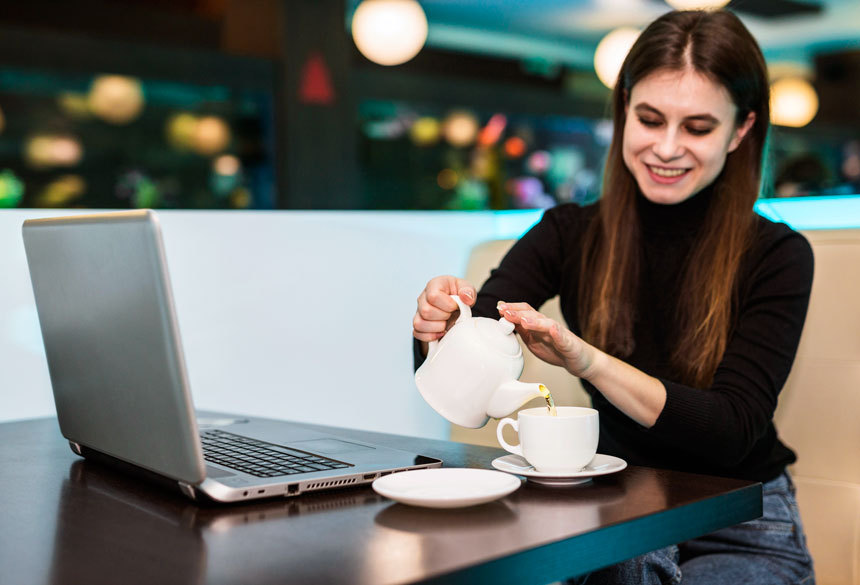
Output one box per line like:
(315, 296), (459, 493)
(0, 417), (761, 585)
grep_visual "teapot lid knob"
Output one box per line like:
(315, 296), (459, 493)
(498, 317), (515, 334)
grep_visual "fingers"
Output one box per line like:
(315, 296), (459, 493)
(454, 278), (477, 306)
(413, 275), (477, 341)
(498, 302), (574, 351)
(496, 301), (541, 327)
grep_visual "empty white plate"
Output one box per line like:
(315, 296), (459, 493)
(372, 468), (521, 508)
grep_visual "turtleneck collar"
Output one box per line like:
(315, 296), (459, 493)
(635, 183), (715, 237)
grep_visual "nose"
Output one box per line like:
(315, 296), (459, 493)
(652, 129), (684, 161)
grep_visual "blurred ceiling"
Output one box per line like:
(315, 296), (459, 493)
(347, 0), (860, 70)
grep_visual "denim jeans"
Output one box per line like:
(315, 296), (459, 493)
(570, 470), (815, 584)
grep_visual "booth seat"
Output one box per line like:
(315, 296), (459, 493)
(450, 228), (860, 585)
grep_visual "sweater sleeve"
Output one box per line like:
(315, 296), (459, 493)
(414, 206), (572, 371)
(647, 228), (814, 467)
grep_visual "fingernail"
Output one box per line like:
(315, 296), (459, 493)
(521, 316), (532, 324)
(497, 301), (505, 309)
(463, 290), (474, 299)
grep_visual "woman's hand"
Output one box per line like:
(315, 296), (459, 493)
(413, 276), (476, 344)
(497, 301), (596, 379)
(499, 301), (667, 427)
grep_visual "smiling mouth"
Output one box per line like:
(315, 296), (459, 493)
(648, 165), (689, 178)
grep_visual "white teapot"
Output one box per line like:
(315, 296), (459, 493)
(415, 294), (548, 428)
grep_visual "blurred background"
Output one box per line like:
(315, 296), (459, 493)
(0, 0), (858, 212)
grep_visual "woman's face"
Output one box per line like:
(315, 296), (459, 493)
(622, 68), (756, 205)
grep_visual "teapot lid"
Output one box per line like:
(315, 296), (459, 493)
(475, 317), (521, 356)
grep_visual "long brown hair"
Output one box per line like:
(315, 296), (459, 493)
(579, 10), (770, 388)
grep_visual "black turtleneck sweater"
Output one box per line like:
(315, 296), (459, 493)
(466, 190), (814, 482)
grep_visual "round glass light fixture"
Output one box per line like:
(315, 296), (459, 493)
(664, 0), (730, 9)
(351, 0), (428, 66)
(594, 28), (640, 89)
(770, 77), (818, 128)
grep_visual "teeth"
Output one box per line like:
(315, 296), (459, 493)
(649, 166), (686, 177)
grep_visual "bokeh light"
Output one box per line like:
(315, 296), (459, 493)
(594, 28), (640, 89)
(230, 187), (252, 209)
(843, 141), (860, 181)
(214, 154), (241, 176)
(36, 175), (86, 207)
(526, 150), (552, 174)
(409, 116), (441, 146)
(116, 170), (161, 208)
(192, 116), (231, 156)
(166, 112), (199, 150)
(88, 75), (145, 125)
(442, 110), (479, 147)
(351, 0), (428, 66)
(0, 169), (25, 208)
(24, 135), (84, 168)
(504, 136), (527, 158)
(470, 148), (495, 179)
(477, 113), (507, 147)
(437, 168), (458, 190)
(57, 93), (92, 119)
(771, 77), (819, 128)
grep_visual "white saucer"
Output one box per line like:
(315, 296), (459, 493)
(491, 454), (627, 486)
(372, 468), (521, 508)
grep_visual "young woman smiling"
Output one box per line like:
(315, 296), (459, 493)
(413, 9), (816, 585)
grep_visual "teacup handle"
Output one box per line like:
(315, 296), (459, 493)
(427, 294), (472, 358)
(496, 417), (522, 456)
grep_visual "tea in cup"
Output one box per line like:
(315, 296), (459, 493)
(496, 407), (599, 474)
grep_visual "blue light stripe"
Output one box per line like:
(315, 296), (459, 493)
(489, 195), (860, 239)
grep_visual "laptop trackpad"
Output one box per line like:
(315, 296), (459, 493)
(291, 439), (374, 455)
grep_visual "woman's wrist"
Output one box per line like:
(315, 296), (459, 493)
(566, 339), (602, 381)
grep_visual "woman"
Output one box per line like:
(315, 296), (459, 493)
(412, 10), (815, 585)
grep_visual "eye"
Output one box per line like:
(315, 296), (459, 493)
(638, 117), (661, 128)
(686, 126), (713, 136)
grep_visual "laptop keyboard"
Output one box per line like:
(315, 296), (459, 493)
(200, 429), (351, 478)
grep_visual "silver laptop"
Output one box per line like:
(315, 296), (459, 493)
(22, 210), (441, 503)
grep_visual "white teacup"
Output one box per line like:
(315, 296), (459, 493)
(496, 406), (599, 474)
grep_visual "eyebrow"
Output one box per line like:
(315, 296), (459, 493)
(633, 103), (721, 125)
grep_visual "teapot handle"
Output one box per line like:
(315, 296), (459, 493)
(426, 294), (472, 359)
(449, 293), (472, 323)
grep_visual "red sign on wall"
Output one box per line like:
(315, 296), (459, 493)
(299, 52), (335, 105)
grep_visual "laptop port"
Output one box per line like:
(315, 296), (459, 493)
(363, 473), (377, 480)
(287, 484), (299, 494)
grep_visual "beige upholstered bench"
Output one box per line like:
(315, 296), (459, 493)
(450, 229), (860, 585)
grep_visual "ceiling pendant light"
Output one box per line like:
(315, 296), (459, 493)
(594, 28), (640, 89)
(351, 0), (428, 66)
(771, 77), (819, 128)
(664, 0), (730, 9)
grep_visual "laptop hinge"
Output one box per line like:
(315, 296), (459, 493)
(178, 482), (197, 501)
(69, 441), (82, 456)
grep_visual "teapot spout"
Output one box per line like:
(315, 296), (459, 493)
(487, 381), (549, 419)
